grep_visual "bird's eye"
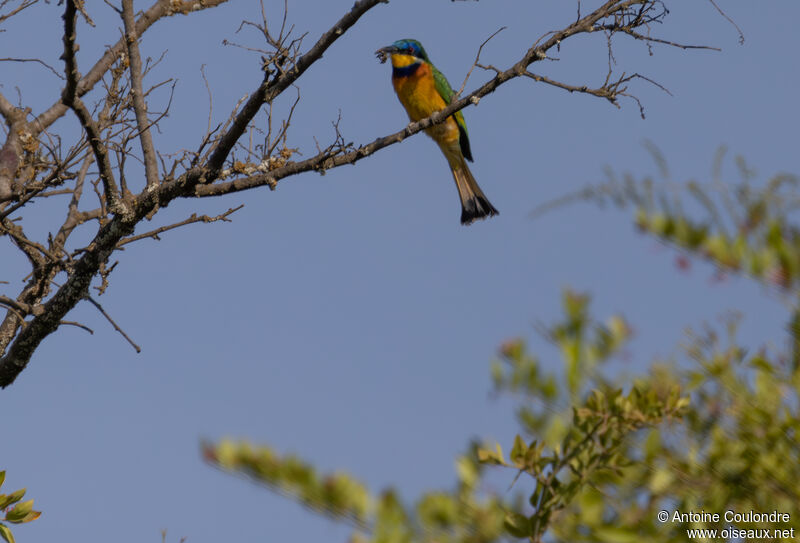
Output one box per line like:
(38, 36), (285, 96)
(406, 47), (414, 54)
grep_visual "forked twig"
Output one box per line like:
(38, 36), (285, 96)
(457, 26), (507, 97)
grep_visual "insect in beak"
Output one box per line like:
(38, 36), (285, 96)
(375, 45), (400, 64)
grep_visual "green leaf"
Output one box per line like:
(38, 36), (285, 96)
(0, 472), (5, 489)
(0, 490), (25, 511)
(749, 354), (774, 373)
(544, 416), (567, 448)
(5, 501), (34, 523)
(594, 526), (642, 543)
(510, 435), (528, 467)
(0, 524), (14, 543)
(455, 456), (477, 488)
(578, 488), (604, 525)
(648, 466), (673, 494)
(477, 444), (505, 466)
(675, 396), (691, 410)
(643, 429), (661, 460)
(503, 512), (531, 538)
(15, 512), (40, 525)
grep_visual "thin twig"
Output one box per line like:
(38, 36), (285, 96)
(0, 57), (65, 79)
(33, 0), (231, 134)
(206, 0), (387, 175)
(597, 24), (721, 51)
(117, 205), (243, 247)
(706, 0), (744, 44)
(59, 320), (94, 334)
(85, 295), (141, 352)
(456, 26), (507, 97)
(0, 0), (37, 25)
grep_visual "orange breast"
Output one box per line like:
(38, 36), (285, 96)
(392, 63), (460, 146)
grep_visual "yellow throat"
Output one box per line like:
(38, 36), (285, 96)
(390, 53), (419, 68)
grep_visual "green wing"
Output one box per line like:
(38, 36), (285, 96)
(432, 63), (473, 161)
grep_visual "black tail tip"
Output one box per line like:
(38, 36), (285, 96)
(460, 196), (499, 225)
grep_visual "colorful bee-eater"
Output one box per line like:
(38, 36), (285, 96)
(376, 39), (498, 225)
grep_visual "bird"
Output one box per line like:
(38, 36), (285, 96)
(375, 39), (498, 225)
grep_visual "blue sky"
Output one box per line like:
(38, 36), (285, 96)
(2, 1), (799, 541)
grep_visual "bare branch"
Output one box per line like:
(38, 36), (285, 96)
(0, 103), (27, 201)
(121, 0), (159, 189)
(0, 217), (58, 266)
(0, 57), (64, 80)
(198, 2), (683, 196)
(34, 0), (232, 133)
(457, 26), (507, 97)
(522, 70), (671, 118)
(60, 0), (124, 214)
(707, 0), (744, 44)
(59, 320), (94, 334)
(0, 0), (724, 388)
(597, 24), (721, 51)
(0, 296), (41, 317)
(117, 205), (243, 247)
(85, 295), (140, 352)
(0, 0), (37, 25)
(206, 0), (389, 176)
(52, 152), (94, 252)
(0, 91), (15, 121)
(73, 0), (94, 26)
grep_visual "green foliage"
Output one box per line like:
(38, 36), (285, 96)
(204, 441), (507, 543)
(0, 471), (41, 543)
(654, 319), (800, 535)
(485, 291), (688, 542)
(524, 151), (800, 540)
(205, 292), (688, 543)
(633, 169), (800, 289)
(204, 440), (372, 526)
(491, 290), (632, 444)
(536, 146), (800, 290)
(207, 154), (800, 542)
(492, 316), (800, 542)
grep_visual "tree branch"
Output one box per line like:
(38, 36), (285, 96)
(85, 295), (140, 353)
(0, 296), (42, 317)
(33, 0), (231, 133)
(196, 1), (649, 196)
(0, 0), (37, 25)
(59, 0), (124, 214)
(0, 91), (15, 121)
(0, 0), (724, 388)
(205, 0), (388, 176)
(121, 0), (160, 190)
(117, 205), (243, 247)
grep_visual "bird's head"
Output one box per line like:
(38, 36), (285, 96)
(375, 39), (429, 68)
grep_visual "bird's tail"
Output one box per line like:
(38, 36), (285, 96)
(442, 145), (499, 225)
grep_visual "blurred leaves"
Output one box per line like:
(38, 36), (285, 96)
(487, 298), (800, 542)
(522, 149), (800, 541)
(536, 146), (800, 290)
(203, 440), (506, 543)
(203, 440), (371, 526)
(493, 290), (632, 443)
(206, 153), (800, 541)
(486, 293), (687, 542)
(204, 280), (800, 542)
(205, 292), (689, 543)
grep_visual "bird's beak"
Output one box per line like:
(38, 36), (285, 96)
(375, 45), (399, 64)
